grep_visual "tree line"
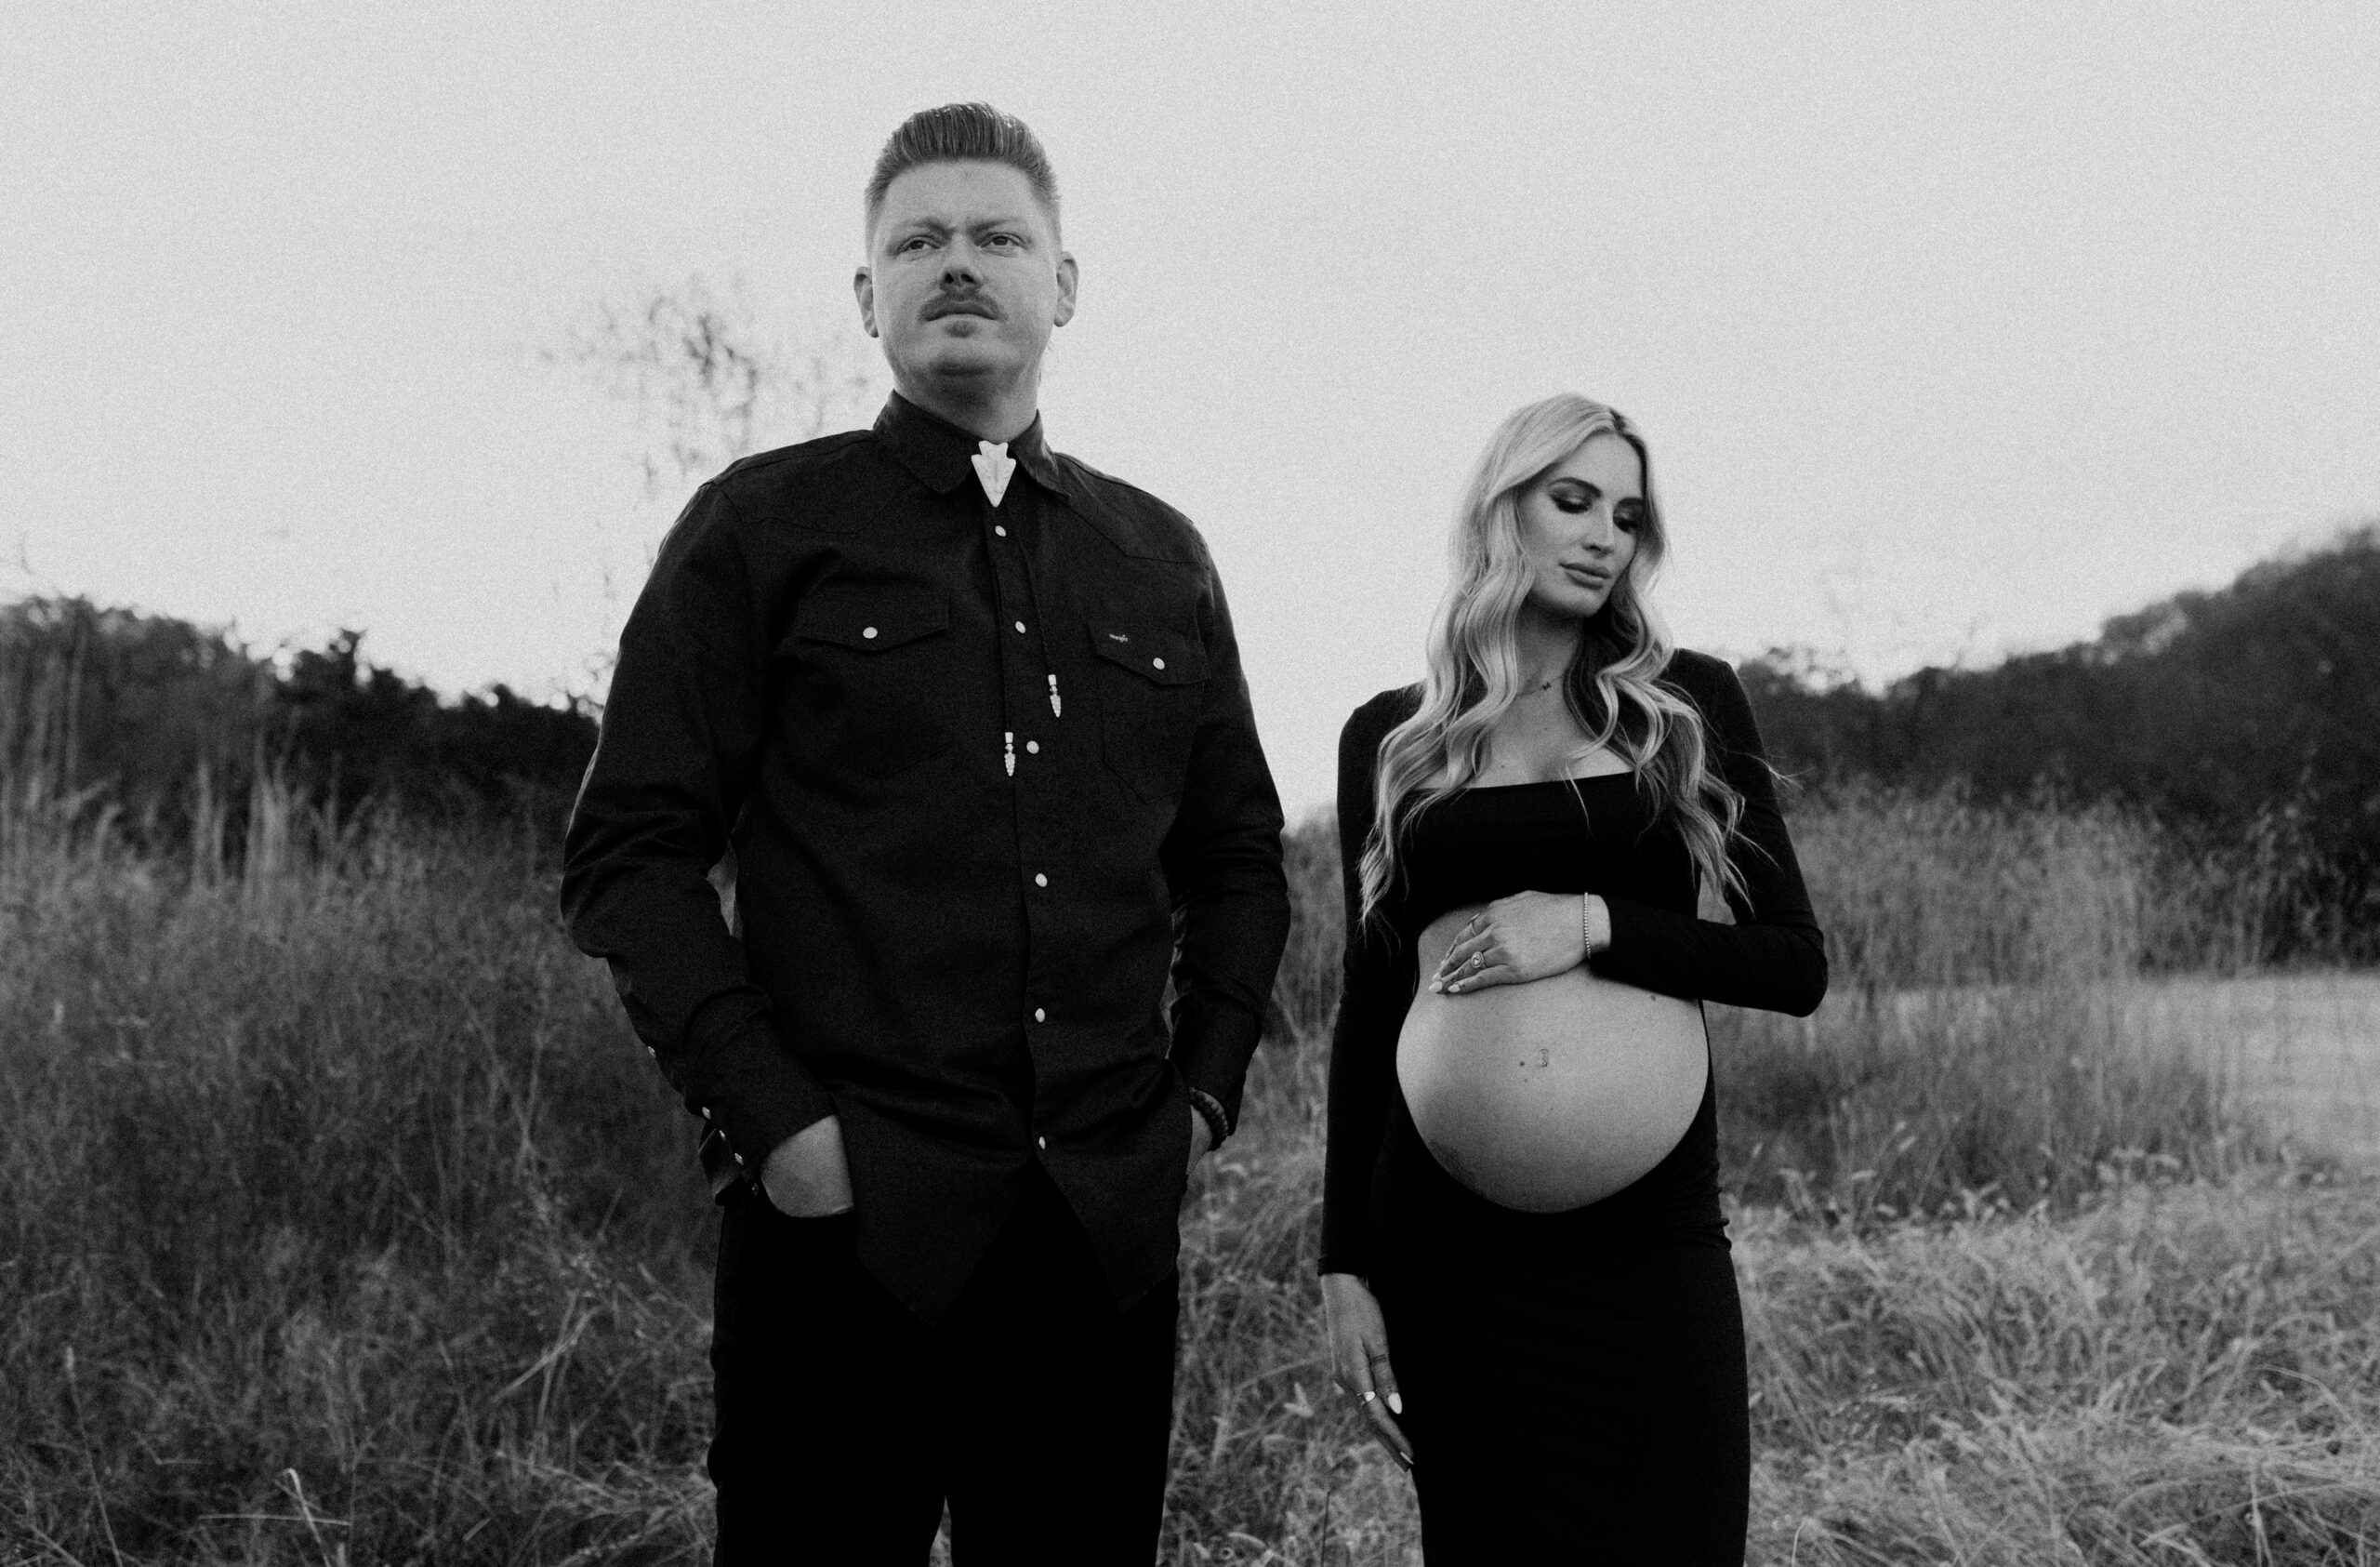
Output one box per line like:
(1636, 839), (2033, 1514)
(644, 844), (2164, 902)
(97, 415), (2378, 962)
(0, 597), (597, 856)
(6, 520), (2374, 954)
(1738, 523), (2380, 957)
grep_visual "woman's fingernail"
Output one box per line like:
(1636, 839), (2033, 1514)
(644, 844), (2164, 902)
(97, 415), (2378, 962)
(1388, 1392), (1404, 1414)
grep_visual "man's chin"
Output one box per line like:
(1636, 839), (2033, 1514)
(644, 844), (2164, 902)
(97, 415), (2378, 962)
(917, 351), (1013, 388)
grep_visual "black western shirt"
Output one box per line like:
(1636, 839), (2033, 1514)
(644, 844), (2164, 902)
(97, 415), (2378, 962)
(562, 393), (1290, 1322)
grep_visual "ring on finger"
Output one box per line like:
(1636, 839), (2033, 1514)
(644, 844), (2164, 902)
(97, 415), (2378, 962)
(1357, 1389), (1379, 1406)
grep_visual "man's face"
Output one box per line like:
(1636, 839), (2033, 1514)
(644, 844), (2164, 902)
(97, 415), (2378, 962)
(856, 160), (1077, 405)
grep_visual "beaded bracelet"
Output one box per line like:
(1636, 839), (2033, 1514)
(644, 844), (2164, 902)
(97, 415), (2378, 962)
(1185, 1084), (1233, 1149)
(1580, 891), (1607, 958)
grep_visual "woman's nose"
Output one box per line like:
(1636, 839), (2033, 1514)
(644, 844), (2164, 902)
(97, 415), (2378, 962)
(1580, 508), (1617, 552)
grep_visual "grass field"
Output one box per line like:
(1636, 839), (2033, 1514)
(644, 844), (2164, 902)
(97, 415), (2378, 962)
(4, 780), (2376, 1563)
(2127, 973), (2380, 1164)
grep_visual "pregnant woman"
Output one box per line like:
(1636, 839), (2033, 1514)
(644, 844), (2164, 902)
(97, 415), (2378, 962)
(1320, 392), (1827, 1562)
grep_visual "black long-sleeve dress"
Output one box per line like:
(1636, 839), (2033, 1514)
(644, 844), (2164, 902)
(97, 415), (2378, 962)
(1323, 650), (1826, 1565)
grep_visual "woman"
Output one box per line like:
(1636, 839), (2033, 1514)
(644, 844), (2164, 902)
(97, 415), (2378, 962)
(1321, 393), (1826, 1562)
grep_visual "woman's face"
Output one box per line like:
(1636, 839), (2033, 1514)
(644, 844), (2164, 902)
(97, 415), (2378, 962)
(1513, 432), (1645, 622)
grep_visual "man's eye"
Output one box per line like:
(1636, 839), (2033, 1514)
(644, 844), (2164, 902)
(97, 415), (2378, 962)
(985, 233), (1022, 249)
(898, 235), (935, 253)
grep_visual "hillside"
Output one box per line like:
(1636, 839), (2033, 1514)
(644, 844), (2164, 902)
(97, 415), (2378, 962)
(1741, 524), (2380, 953)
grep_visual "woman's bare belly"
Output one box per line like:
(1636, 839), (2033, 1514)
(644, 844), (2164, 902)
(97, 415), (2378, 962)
(1396, 904), (1709, 1213)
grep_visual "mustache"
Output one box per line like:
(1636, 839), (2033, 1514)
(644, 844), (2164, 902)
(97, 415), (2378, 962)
(923, 293), (1000, 321)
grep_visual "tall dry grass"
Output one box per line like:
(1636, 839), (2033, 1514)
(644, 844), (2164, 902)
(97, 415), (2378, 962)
(1716, 785), (2284, 1225)
(1, 800), (717, 1561)
(5, 710), (2370, 1560)
(1740, 1175), (2380, 1562)
(1170, 1150), (2380, 1564)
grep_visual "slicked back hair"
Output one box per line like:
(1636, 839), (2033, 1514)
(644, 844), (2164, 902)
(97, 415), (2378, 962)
(865, 102), (1062, 245)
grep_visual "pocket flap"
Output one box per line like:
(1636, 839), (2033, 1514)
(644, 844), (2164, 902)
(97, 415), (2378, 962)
(1088, 624), (1208, 685)
(790, 586), (949, 652)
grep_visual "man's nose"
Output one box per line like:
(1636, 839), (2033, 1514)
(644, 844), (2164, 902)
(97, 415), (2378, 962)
(940, 240), (983, 285)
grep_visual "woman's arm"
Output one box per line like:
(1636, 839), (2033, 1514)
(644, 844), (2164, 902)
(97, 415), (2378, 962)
(1590, 654), (1829, 1016)
(1318, 695), (1419, 1469)
(1318, 695), (1419, 1279)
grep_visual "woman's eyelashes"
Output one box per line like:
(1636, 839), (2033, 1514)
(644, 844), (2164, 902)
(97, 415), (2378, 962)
(1548, 485), (1645, 532)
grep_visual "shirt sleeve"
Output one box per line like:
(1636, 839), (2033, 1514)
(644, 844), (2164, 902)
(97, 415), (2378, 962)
(559, 483), (838, 1175)
(1160, 566), (1292, 1137)
(1319, 697), (1417, 1278)
(1589, 657), (1830, 1016)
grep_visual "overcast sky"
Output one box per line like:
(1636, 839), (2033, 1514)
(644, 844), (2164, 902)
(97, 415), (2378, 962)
(7, 1), (2376, 813)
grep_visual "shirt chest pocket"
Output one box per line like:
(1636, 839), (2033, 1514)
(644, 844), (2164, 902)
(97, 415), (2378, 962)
(1089, 622), (1209, 805)
(779, 585), (955, 779)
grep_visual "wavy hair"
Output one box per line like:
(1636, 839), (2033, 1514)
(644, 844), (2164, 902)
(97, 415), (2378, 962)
(1358, 393), (1751, 925)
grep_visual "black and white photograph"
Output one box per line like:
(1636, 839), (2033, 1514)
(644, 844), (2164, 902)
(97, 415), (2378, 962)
(6, 4), (2380, 1562)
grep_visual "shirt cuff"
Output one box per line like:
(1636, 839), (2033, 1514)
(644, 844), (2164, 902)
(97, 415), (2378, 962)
(685, 1013), (840, 1181)
(1168, 991), (1263, 1131)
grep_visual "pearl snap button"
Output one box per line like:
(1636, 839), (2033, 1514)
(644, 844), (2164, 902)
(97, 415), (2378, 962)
(1034, 1008), (1047, 1023)
(1037, 1135), (1048, 1149)
(1034, 872), (1048, 887)
(994, 525), (1007, 537)
(1025, 740), (1039, 753)
(862, 627), (878, 639)
(1014, 620), (1026, 633)
(1152, 657), (1166, 670)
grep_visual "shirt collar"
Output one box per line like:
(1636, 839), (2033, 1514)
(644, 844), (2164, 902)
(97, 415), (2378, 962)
(874, 392), (1069, 503)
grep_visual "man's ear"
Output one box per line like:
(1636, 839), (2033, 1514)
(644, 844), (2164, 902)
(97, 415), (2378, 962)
(1052, 252), (1078, 329)
(853, 267), (879, 339)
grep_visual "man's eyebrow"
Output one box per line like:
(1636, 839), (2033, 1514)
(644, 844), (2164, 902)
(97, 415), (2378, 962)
(886, 214), (1036, 241)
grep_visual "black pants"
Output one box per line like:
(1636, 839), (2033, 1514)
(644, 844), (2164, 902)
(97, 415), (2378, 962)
(709, 1164), (1179, 1565)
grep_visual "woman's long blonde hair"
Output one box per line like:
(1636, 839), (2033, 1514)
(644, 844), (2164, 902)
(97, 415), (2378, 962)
(1358, 392), (1750, 925)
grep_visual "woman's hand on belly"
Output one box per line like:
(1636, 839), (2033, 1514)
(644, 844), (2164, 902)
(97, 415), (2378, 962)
(1403, 903), (1709, 1211)
(1430, 890), (1595, 995)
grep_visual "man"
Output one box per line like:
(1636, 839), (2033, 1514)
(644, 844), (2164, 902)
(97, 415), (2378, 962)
(562, 102), (1289, 1562)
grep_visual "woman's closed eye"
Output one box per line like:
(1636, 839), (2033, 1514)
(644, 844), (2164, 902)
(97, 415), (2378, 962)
(1549, 486), (1645, 532)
